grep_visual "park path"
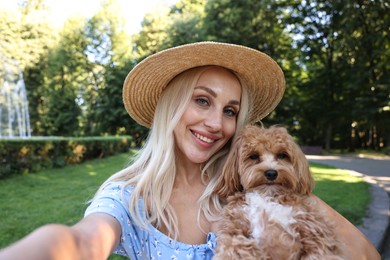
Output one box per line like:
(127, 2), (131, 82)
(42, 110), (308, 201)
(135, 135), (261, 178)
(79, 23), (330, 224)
(306, 155), (390, 257)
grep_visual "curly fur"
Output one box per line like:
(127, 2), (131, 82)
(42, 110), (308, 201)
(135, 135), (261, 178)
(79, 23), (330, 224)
(214, 125), (344, 260)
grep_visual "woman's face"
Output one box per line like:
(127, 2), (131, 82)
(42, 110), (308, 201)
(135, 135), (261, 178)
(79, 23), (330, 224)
(174, 67), (241, 166)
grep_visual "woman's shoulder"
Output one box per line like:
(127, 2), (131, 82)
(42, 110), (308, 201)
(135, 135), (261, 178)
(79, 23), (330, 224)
(100, 181), (134, 191)
(96, 181), (137, 199)
(85, 181), (138, 217)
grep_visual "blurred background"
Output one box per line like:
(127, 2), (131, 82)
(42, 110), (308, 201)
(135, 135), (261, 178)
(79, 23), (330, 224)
(1, 0), (389, 153)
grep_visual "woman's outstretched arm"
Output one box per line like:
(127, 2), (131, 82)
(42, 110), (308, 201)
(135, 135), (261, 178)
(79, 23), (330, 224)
(0, 213), (121, 260)
(311, 194), (380, 260)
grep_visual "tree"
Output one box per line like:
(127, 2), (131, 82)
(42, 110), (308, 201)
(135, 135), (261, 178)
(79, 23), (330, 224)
(341, 0), (390, 150)
(202, 0), (302, 128)
(41, 17), (88, 136)
(4, 0), (387, 151)
(81, 0), (140, 136)
(164, 0), (207, 46)
(0, 0), (56, 136)
(0, 9), (22, 76)
(133, 6), (173, 57)
(286, 0), (389, 150)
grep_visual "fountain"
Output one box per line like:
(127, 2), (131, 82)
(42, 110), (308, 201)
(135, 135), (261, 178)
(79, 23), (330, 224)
(0, 65), (31, 138)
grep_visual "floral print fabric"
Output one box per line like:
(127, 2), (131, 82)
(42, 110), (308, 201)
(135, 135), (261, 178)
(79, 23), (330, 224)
(85, 182), (216, 259)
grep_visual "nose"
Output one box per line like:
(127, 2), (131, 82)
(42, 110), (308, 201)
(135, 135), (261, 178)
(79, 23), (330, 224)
(264, 169), (278, 181)
(204, 110), (222, 131)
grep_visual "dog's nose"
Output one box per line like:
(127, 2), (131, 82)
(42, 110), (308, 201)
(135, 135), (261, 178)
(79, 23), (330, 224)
(264, 169), (278, 181)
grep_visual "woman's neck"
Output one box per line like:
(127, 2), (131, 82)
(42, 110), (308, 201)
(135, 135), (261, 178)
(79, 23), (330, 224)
(174, 161), (203, 187)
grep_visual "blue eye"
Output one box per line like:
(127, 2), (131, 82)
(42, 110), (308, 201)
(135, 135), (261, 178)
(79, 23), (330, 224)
(195, 97), (209, 106)
(224, 108), (237, 117)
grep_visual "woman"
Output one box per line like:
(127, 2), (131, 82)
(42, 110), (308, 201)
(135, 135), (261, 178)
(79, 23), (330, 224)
(0, 42), (379, 259)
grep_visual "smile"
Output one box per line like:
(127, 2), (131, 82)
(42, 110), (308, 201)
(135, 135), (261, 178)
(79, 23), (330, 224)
(192, 131), (215, 144)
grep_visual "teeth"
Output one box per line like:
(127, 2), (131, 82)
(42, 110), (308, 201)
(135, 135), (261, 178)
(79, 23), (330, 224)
(194, 132), (214, 143)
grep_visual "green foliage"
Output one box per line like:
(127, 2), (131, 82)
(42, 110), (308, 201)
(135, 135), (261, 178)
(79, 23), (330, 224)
(284, 0), (389, 150)
(134, 0), (208, 56)
(0, 1), (55, 138)
(0, 136), (132, 179)
(0, 1), (54, 74)
(0, 9), (22, 76)
(204, 0), (288, 54)
(82, 1), (138, 136)
(134, 7), (173, 56)
(165, 0), (208, 46)
(94, 59), (147, 137)
(1, 0), (388, 151)
(40, 17), (87, 136)
(202, 0), (302, 127)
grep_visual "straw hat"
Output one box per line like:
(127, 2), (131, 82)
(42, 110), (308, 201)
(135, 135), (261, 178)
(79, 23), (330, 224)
(123, 41), (285, 128)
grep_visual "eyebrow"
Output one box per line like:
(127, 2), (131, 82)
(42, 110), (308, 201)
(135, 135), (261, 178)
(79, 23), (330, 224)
(194, 86), (240, 106)
(195, 86), (217, 97)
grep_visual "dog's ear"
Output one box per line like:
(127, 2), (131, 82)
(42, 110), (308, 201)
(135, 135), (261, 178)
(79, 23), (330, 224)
(215, 134), (243, 198)
(294, 143), (315, 195)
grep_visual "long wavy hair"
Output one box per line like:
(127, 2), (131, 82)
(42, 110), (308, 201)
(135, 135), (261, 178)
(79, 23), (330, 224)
(97, 65), (250, 239)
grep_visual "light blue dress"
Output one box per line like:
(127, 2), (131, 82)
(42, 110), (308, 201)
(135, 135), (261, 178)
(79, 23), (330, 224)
(85, 182), (216, 259)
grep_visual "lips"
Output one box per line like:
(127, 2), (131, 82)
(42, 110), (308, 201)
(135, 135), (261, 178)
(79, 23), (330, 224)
(192, 131), (216, 144)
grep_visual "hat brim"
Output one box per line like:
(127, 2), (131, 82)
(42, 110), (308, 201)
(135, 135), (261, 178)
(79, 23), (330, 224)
(123, 41), (285, 128)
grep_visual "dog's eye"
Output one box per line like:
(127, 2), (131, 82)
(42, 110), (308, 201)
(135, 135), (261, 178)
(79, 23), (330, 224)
(277, 153), (289, 160)
(248, 153), (260, 161)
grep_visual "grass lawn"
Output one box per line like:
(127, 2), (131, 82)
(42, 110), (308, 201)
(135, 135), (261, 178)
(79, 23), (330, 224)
(0, 153), (371, 258)
(311, 163), (370, 224)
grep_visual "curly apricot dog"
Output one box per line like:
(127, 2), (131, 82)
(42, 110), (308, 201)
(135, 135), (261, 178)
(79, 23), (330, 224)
(214, 125), (343, 260)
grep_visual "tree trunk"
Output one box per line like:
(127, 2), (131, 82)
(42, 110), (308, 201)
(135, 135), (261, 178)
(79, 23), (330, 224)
(325, 124), (333, 151)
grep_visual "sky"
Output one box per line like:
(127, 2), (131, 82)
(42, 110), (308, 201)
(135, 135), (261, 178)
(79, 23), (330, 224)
(0, 0), (177, 35)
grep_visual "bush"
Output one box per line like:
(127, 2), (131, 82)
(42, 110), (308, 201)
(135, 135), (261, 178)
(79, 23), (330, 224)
(0, 136), (132, 179)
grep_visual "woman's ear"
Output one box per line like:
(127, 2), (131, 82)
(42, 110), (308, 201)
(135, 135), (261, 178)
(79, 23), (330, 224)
(215, 135), (243, 198)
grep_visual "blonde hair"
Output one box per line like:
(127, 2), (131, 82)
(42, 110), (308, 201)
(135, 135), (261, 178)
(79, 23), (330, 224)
(98, 65), (250, 239)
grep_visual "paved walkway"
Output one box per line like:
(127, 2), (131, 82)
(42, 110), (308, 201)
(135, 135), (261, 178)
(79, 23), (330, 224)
(306, 155), (390, 257)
